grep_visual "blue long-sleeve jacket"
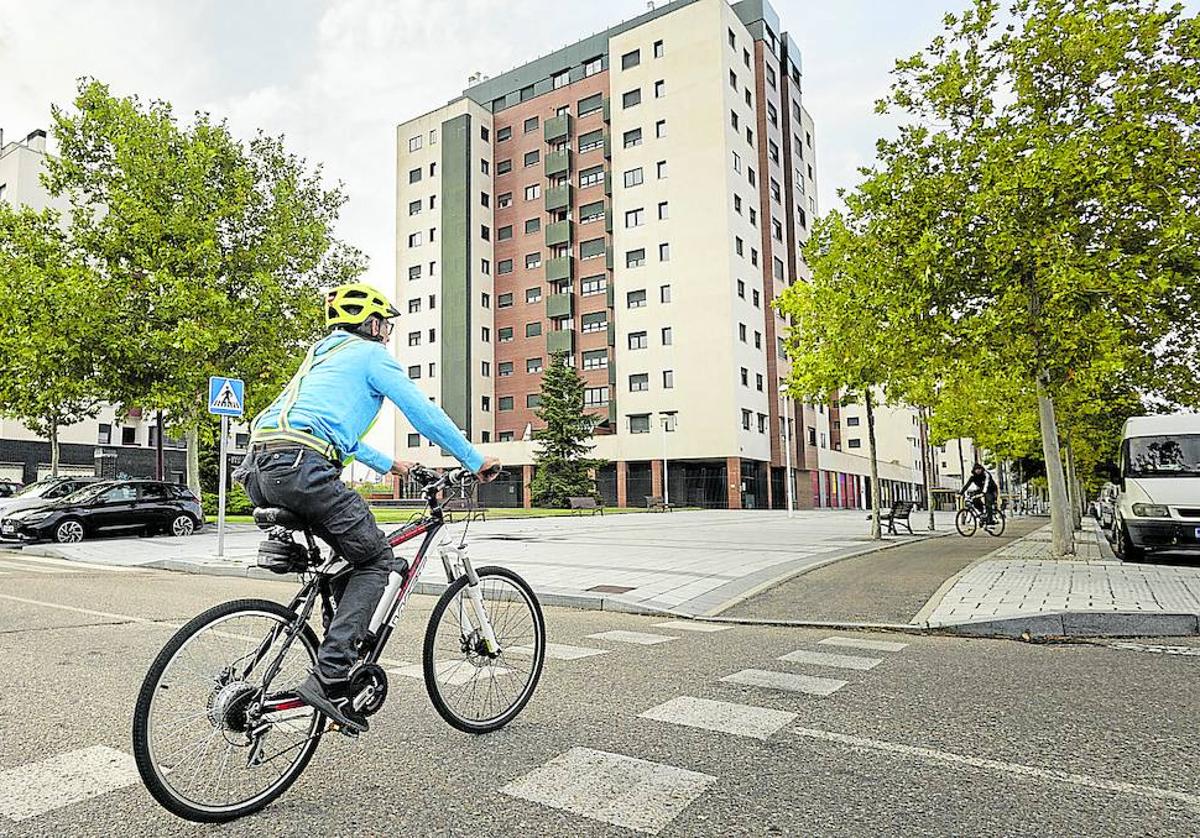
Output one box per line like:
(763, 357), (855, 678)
(251, 331), (484, 475)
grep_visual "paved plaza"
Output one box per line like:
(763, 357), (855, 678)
(1, 510), (951, 616)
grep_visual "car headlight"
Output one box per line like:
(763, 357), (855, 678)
(15, 513), (50, 525)
(1131, 503), (1170, 518)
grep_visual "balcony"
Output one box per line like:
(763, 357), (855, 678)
(604, 207), (613, 233)
(603, 134), (612, 159)
(548, 328), (575, 354)
(545, 219), (573, 248)
(545, 292), (574, 319)
(545, 183), (573, 212)
(602, 97), (611, 123)
(546, 253), (575, 283)
(605, 284), (615, 308)
(545, 147), (572, 177)
(607, 362), (616, 386)
(607, 400), (617, 426)
(607, 322), (616, 347)
(605, 245), (614, 271)
(603, 171), (612, 196)
(544, 112), (573, 143)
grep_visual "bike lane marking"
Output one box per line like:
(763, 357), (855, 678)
(0, 593), (164, 626)
(651, 620), (731, 632)
(639, 696), (796, 740)
(586, 630), (677, 646)
(501, 746), (716, 835)
(778, 649), (884, 671)
(790, 726), (1200, 815)
(0, 745), (139, 822)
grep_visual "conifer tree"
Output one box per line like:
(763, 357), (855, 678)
(529, 351), (604, 507)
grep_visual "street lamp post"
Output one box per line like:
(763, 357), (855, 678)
(782, 396), (795, 518)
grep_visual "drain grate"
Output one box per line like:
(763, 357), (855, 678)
(587, 585), (636, 594)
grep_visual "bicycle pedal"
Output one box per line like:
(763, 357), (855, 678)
(328, 721), (361, 739)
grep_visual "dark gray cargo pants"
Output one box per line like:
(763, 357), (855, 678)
(236, 446), (393, 680)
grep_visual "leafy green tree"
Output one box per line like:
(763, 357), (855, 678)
(860, 0), (1200, 555)
(43, 78), (365, 495)
(0, 206), (104, 475)
(529, 351), (604, 507)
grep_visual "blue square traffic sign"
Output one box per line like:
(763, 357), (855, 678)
(208, 376), (245, 417)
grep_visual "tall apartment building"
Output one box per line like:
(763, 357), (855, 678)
(394, 0), (837, 509)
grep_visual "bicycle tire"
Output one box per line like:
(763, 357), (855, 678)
(423, 566), (545, 734)
(132, 599), (323, 823)
(955, 508), (977, 537)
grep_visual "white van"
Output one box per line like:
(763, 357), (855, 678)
(1112, 413), (1200, 562)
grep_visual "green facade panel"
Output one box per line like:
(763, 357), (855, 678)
(440, 113), (472, 436)
(548, 329), (575, 354)
(545, 183), (573, 212)
(544, 113), (573, 142)
(545, 147), (572, 177)
(545, 219), (574, 247)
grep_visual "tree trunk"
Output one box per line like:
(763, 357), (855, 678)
(186, 426), (201, 499)
(866, 390), (881, 540)
(1064, 442), (1083, 531)
(956, 438), (966, 489)
(49, 421), (60, 478)
(1036, 377), (1074, 556)
(920, 407), (935, 530)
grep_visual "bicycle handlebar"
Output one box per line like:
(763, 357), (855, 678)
(410, 463), (503, 492)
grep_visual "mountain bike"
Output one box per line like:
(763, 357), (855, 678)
(131, 465), (545, 823)
(955, 489), (1006, 537)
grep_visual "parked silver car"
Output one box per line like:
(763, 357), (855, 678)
(1096, 482), (1118, 530)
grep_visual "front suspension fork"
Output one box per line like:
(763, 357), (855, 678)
(440, 547), (501, 655)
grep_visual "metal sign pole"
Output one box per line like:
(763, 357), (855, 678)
(217, 415), (228, 557)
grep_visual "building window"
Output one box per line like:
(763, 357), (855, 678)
(754, 331), (762, 349)
(408, 199), (422, 216)
(654, 80), (665, 98)
(623, 167), (644, 188)
(661, 326), (672, 345)
(481, 292), (491, 309)
(408, 232), (423, 247)
(658, 242), (670, 261)
(408, 265), (422, 281)
(497, 293), (513, 309)
(482, 360), (491, 376)
(408, 298), (421, 313)
(408, 135), (422, 152)
(524, 184), (541, 200)
(626, 248), (646, 268)
(584, 56), (603, 77)
(408, 331), (421, 346)
(623, 89), (641, 109)
(742, 409), (752, 430)
(849, 438), (862, 449)
(730, 110), (739, 131)
(524, 149), (540, 167)
(623, 128), (642, 148)
(579, 130), (604, 152)
(580, 165), (604, 188)
(737, 279), (745, 298)
(654, 39), (664, 57)
(499, 327), (513, 342)
(738, 323), (747, 342)
(497, 126), (512, 142)
(481, 160), (490, 176)
(756, 373), (764, 391)
(499, 396), (514, 412)
(655, 119), (666, 139)
(527, 357), (543, 373)
(751, 247), (759, 266)
(582, 275), (606, 295)
(627, 289), (647, 308)
(526, 394), (541, 408)
(656, 160), (667, 179)
(481, 225), (491, 241)
(552, 69), (570, 89)
(525, 252), (542, 269)
(847, 416), (860, 426)
(758, 413), (768, 433)
(582, 312), (607, 332)
(407, 433), (421, 448)
(525, 321), (542, 337)
(497, 259), (513, 275)
(408, 364), (422, 379)
(657, 201), (669, 221)
(752, 289), (761, 307)
(630, 414), (651, 434)
(735, 237), (744, 256)
(429, 328), (437, 342)
(740, 368), (749, 386)
(98, 423), (112, 444)
(629, 331), (648, 349)
(497, 159), (512, 175)
(498, 192), (512, 208)
(525, 286), (543, 304)
(660, 284), (671, 303)
(629, 373), (649, 392)
(768, 102), (778, 126)
(408, 167), (422, 184)
(728, 28), (736, 48)
(662, 370), (674, 389)
(498, 225), (513, 241)
(583, 350), (608, 370)
(525, 217), (541, 234)
(482, 326), (491, 342)
(625, 207), (645, 227)
(584, 386), (609, 405)
(773, 256), (785, 281)
(524, 116), (539, 134)
(766, 65), (777, 89)
(578, 92), (603, 116)
(581, 237), (606, 259)
(622, 49), (640, 70)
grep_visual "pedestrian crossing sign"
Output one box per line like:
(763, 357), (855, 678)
(208, 376), (245, 417)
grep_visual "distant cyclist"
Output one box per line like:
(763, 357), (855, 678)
(962, 463), (999, 525)
(235, 282), (499, 732)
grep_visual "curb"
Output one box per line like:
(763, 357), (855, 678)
(931, 611), (1200, 639)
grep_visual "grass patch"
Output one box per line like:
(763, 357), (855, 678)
(224, 506), (666, 525)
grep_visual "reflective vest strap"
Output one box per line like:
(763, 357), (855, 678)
(277, 334), (357, 431)
(250, 428), (341, 463)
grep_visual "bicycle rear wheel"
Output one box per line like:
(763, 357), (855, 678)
(984, 512), (1007, 537)
(955, 508), (977, 537)
(132, 599), (322, 822)
(423, 566), (545, 734)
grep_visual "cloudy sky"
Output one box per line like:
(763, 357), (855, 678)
(0, 0), (990, 464)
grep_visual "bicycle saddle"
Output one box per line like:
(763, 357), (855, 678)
(253, 507), (308, 531)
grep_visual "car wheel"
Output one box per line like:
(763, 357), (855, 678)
(170, 514), (196, 537)
(54, 518), (85, 544)
(1118, 522), (1145, 563)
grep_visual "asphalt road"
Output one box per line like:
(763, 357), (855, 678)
(727, 517), (1046, 624)
(0, 556), (1197, 837)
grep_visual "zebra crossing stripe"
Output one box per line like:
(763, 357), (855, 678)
(779, 649), (883, 671)
(819, 636), (909, 653)
(0, 745), (138, 822)
(720, 668), (847, 696)
(587, 630), (677, 646)
(651, 620), (730, 633)
(0, 559), (76, 574)
(640, 696), (796, 740)
(507, 643), (610, 660)
(501, 747), (716, 835)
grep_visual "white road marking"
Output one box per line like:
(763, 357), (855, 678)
(0, 745), (139, 822)
(1102, 641), (1200, 657)
(640, 696), (796, 740)
(501, 746), (716, 835)
(0, 553), (139, 572)
(507, 642), (610, 660)
(819, 636), (909, 653)
(792, 727), (1200, 814)
(388, 660), (514, 686)
(779, 649), (883, 671)
(720, 668), (847, 696)
(0, 559), (76, 574)
(651, 620), (730, 633)
(587, 630), (677, 646)
(0, 593), (160, 625)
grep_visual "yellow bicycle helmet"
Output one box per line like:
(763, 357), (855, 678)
(325, 282), (401, 327)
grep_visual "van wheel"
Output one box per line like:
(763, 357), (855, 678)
(1118, 523), (1145, 563)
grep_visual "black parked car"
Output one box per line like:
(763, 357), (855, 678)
(0, 480), (205, 544)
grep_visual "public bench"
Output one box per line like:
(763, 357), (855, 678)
(871, 500), (915, 535)
(568, 496), (603, 515)
(645, 495), (673, 513)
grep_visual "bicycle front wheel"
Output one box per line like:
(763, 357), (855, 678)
(955, 508), (977, 537)
(423, 566), (545, 734)
(132, 599), (323, 823)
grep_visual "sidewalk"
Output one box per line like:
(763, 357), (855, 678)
(0, 510), (950, 617)
(920, 521), (1200, 637)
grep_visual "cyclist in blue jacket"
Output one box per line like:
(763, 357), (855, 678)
(236, 282), (499, 732)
